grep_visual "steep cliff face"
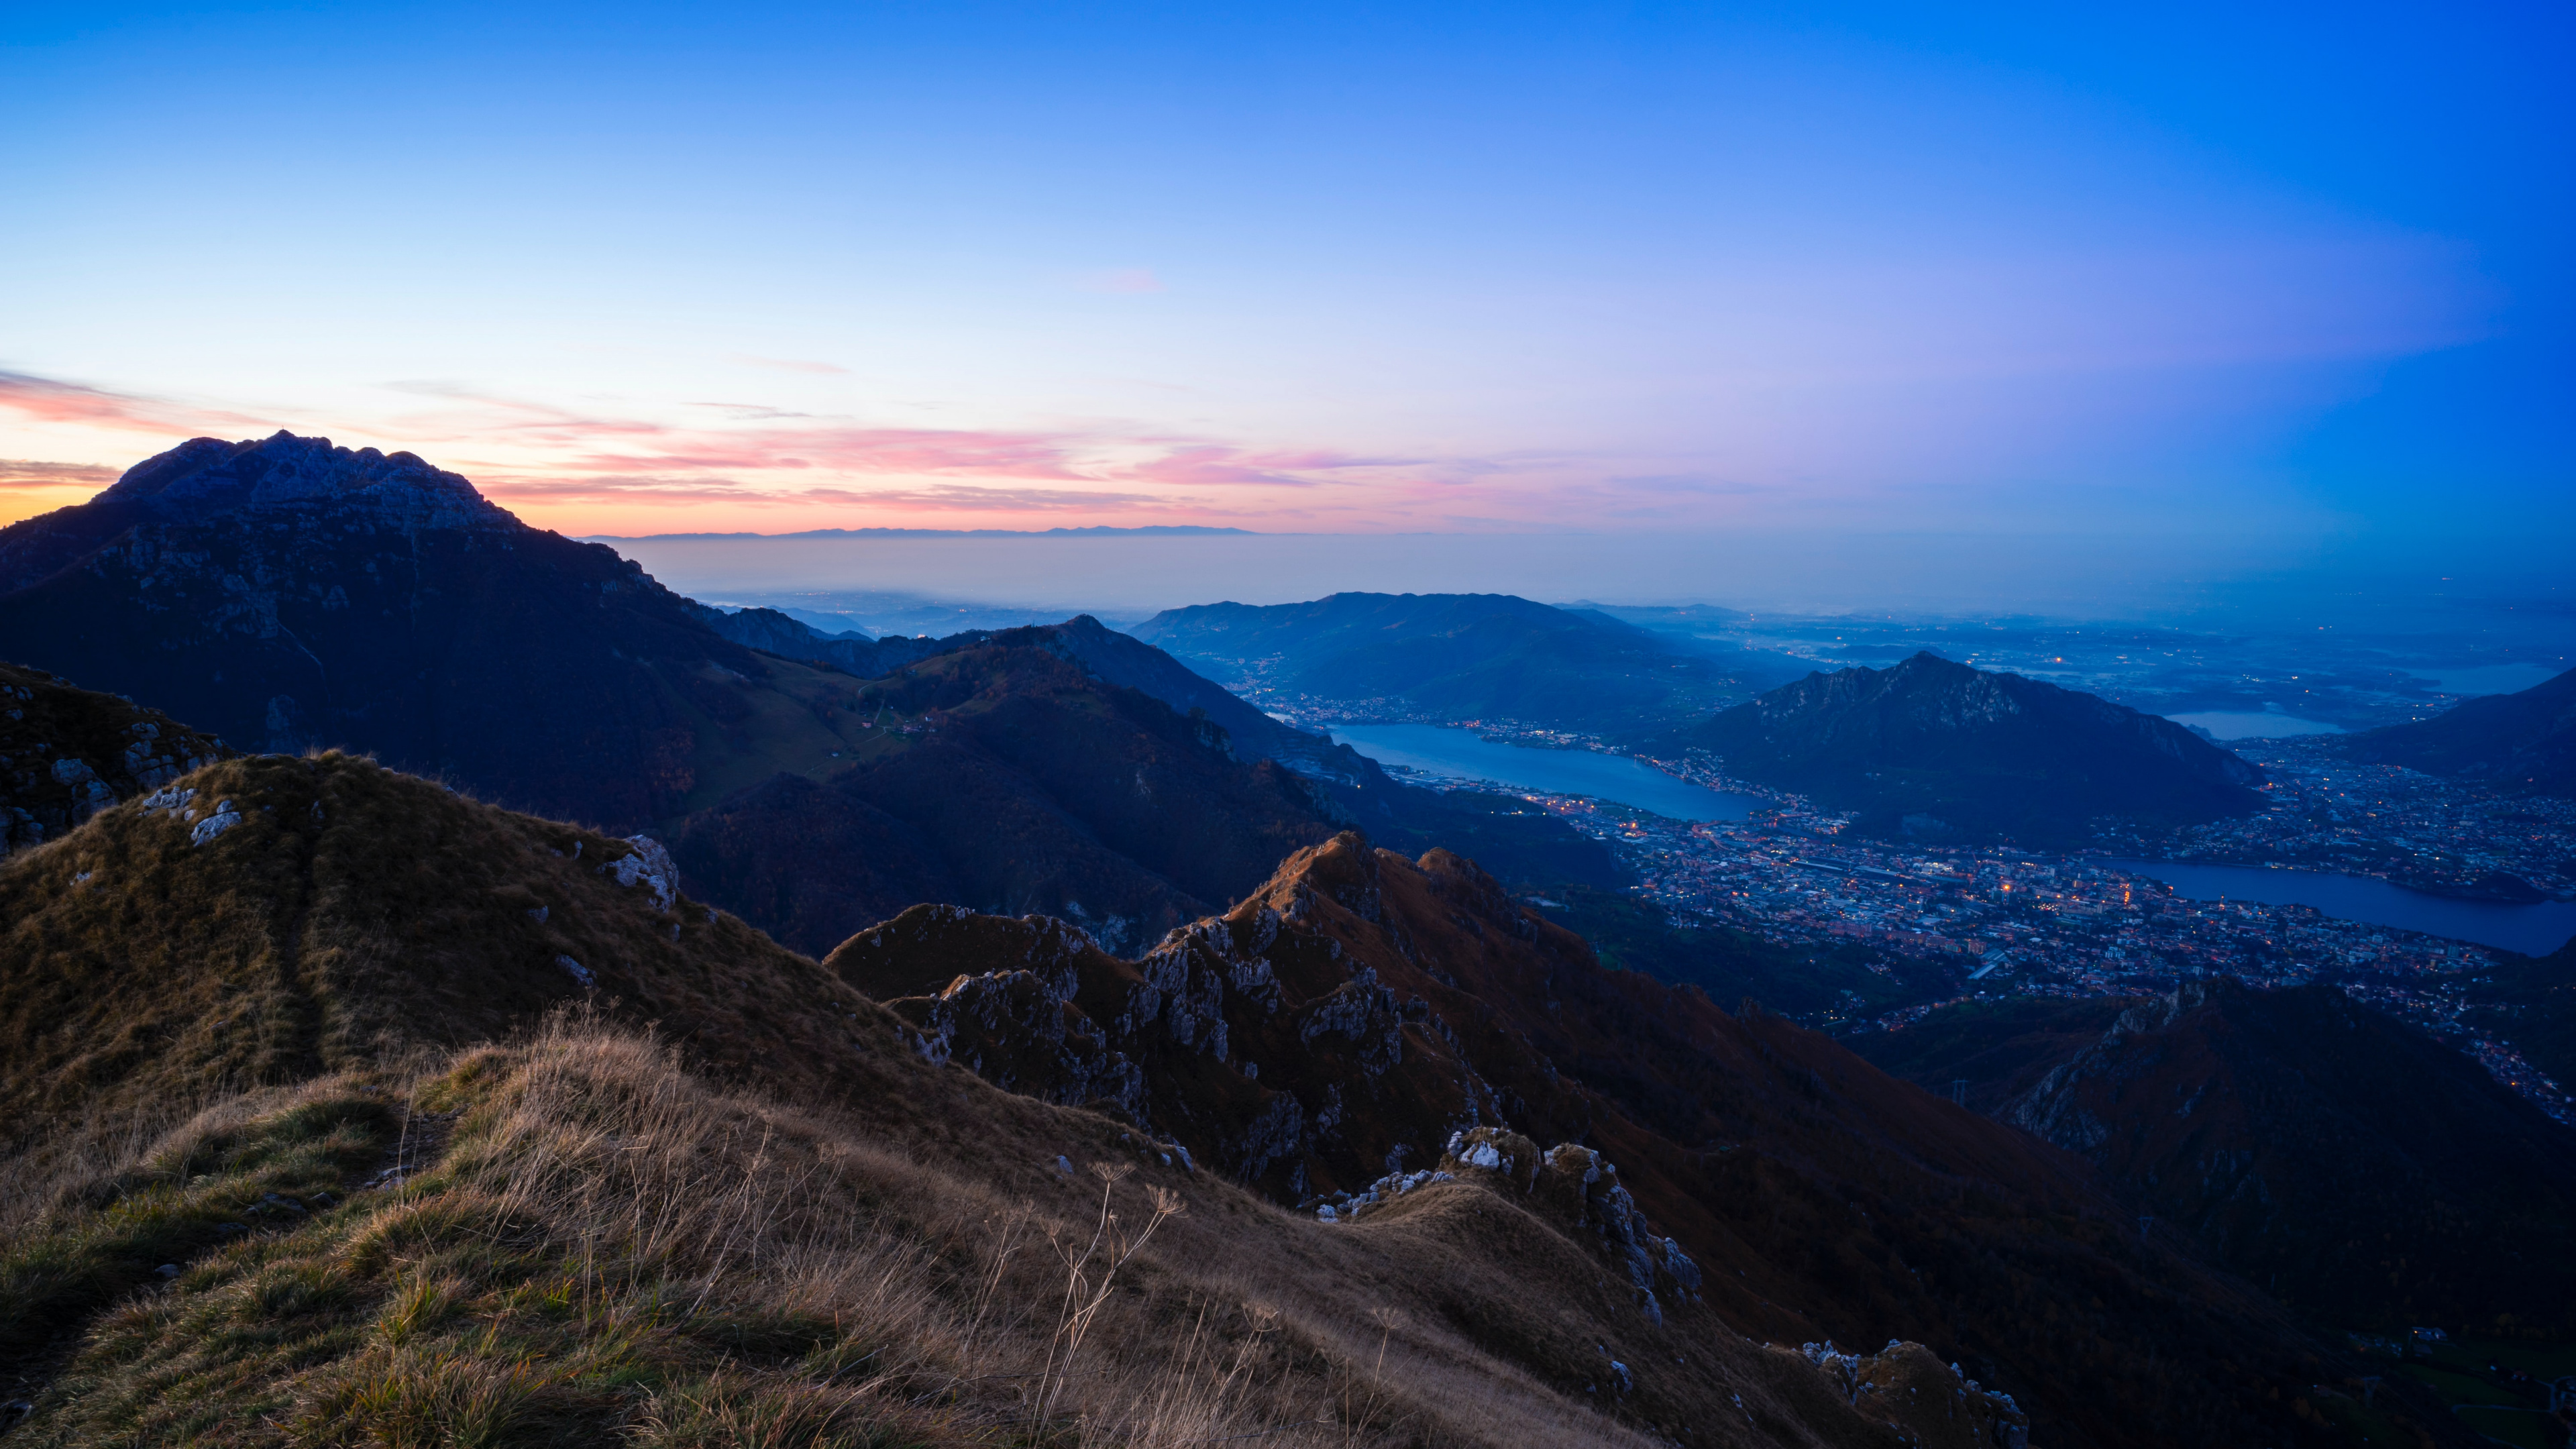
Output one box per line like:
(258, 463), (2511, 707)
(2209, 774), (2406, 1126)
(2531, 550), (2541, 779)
(1655, 651), (2267, 842)
(0, 660), (230, 853)
(2003, 977), (2576, 1333)
(824, 833), (2367, 1449)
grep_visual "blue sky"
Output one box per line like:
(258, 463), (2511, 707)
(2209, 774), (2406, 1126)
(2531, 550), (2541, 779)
(1, 1), (2567, 597)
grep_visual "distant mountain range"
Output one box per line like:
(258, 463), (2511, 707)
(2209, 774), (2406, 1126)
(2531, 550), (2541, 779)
(589, 524), (1256, 540)
(1858, 979), (2576, 1335)
(1650, 651), (2268, 843)
(2341, 663), (2576, 797)
(0, 433), (1619, 951)
(1132, 592), (1788, 733)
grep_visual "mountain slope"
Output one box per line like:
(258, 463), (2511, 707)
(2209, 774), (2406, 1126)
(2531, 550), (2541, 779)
(667, 635), (1346, 955)
(2341, 663), (2576, 796)
(1132, 592), (1762, 733)
(824, 835), (2408, 1449)
(0, 753), (2033, 1449)
(1865, 981), (2576, 1334)
(1652, 652), (2268, 842)
(0, 436), (1620, 954)
(1, 661), (229, 853)
(0, 432), (877, 832)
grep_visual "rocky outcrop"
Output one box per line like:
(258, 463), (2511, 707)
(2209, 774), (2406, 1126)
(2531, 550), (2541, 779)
(1430, 1127), (1705, 1325)
(1, 661), (230, 852)
(827, 833), (2377, 1449)
(1786, 1340), (2030, 1449)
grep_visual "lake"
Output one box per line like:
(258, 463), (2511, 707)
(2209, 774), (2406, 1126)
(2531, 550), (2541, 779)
(2100, 859), (2576, 957)
(2164, 710), (2343, 740)
(1329, 724), (1760, 822)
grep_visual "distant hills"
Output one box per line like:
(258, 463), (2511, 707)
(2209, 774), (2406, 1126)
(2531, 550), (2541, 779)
(1650, 651), (2268, 843)
(590, 524), (1256, 540)
(1132, 592), (1778, 733)
(0, 433), (1619, 949)
(2341, 663), (2576, 797)
(1860, 979), (2576, 1335)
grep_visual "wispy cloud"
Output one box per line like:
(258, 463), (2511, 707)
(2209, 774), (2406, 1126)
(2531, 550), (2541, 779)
(0, 371), (172, 429)
(558, 426), (1090, 481)
(1122, 445), (1396, 488)
(0, 366), (1575, 531)
(0, 458), (121, 492)
(469, 470), (1167, 514)
(0, 370), (274, 440)
(802, 483), (1167, 512)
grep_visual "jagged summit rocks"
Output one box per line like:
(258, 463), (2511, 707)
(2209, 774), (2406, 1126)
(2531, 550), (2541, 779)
(95, 431), (507, 532)
(821, 829), (2373, 1449)
(1656, 649), (2267, 842)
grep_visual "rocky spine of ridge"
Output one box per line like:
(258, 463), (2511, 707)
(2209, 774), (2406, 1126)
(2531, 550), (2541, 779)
(1654, 650), (2267, 842)
(1, 752), (2047, 1449)
(827, 832), (2396, 1449)
(0, 661), (232, 853)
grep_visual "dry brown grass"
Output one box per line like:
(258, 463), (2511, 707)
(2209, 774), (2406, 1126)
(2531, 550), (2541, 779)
(3, 754), (1923, 1447)
(10, 1014), (1746, 1447)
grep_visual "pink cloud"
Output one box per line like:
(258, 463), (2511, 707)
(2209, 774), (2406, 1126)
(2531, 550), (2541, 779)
(1124, 445), (1395, 488)
(0, 370), (173, 429)
(0, 458), (119, 492)
(800, 483), (1168, 512)
(0, 366), (1561, 531)
(0, 370), (276, 438)
(561, 425), (1091, 482)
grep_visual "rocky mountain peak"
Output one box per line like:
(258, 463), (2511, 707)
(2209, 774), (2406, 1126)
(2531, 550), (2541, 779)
(99, 430), (508, 531)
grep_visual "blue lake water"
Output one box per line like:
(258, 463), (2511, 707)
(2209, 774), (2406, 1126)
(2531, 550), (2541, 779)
(1329, 724), (1759, 822)
(2101, 859), (2576, 957)
(2164, 710), (2343, 740)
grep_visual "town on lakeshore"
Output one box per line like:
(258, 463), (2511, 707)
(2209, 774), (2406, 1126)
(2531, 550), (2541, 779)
(1274, 708), (2576, 1126)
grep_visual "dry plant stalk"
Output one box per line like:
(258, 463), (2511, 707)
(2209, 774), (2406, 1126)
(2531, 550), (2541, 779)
(1034, 1161), (1187, 1428)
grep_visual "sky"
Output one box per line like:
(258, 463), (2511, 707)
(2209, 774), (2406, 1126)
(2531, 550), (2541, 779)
(2, 1), (2569, 604)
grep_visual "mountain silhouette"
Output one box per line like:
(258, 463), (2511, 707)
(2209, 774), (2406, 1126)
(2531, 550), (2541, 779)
(1651, 652), (2267, 842)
